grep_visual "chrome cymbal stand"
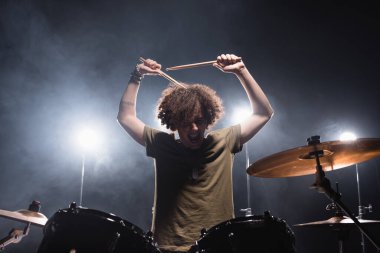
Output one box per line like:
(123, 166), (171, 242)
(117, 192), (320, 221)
(355, 163), (373, 253)
(307, 136), (379, 252)
(325, 183), (349, 253)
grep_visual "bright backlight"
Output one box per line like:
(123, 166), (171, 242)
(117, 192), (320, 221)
(75, 127), (103, 152)
(339, 132), (357, 141)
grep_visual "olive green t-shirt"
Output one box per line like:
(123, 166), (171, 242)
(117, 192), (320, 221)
(144, 125), (242, 252)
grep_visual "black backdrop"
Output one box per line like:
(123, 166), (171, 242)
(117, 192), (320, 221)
(1, 0), (379, 252)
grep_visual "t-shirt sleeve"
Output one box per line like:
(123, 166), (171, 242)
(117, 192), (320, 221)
(144, 125), (159, 157)
(226, 124), (243, 154)
(144, 125), (174, 158)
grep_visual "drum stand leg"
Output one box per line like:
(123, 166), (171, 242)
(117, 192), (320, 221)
(306, 136), (380, 252)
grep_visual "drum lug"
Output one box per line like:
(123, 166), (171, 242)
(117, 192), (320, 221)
(145, 230), (155, 243)
(119, 220), (126, 227)
(200, 228), (207, 236)
(264, 210), (273, 220)
(69, 202), (77, 210)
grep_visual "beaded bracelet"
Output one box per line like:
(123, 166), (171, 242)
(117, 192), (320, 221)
(129, 66), (143, 84)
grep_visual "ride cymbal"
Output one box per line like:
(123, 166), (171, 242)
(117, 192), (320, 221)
(0, 209), (48, 227)
(247, 138), (380, 178)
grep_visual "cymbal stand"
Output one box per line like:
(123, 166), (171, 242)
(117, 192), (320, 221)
(0, 200), (41, 250)
(307, 136), (380, 252)
(325, 182), (344, 218)
(355, 163), (373, 253)
(325, 183), (349, 253)
(0, 222), (30, 251)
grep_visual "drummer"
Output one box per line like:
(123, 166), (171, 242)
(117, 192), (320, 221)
(117, 54), (273, 253)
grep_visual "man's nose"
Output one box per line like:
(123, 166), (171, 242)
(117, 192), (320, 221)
(190, 122), (198, 130)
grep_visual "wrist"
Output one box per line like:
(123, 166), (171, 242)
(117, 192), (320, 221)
(233, 66), (248, 76)
(129, 65), (144, 84)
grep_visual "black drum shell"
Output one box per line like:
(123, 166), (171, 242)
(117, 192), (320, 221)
(193, 215), (296, 253)
(36, 207), (160, 253)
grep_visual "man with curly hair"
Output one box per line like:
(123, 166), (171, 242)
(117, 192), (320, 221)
(117, 54), (273, 253)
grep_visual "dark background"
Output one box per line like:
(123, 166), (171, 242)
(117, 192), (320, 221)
(1, 0), (379, 252)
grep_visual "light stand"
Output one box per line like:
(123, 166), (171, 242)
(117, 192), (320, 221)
(241, 144), (252, 216)
(79, 153), (85, 207)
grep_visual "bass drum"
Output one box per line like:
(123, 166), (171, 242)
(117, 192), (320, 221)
(37, 203), (160, 253)
(191, 212), (296, 253)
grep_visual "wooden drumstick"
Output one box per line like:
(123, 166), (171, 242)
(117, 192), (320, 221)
(166, 57), (242, 71)
(139, 57), (186, 88)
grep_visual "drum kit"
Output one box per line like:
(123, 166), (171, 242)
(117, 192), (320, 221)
(1, 60), (380, 252)
(0, 135), (379, 252)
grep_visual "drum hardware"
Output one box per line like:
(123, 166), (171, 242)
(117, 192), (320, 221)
(326, 175), (374, 253)
(354, 163), (373, 253)
(359, 204), (372, 218)
(248, 135), (380, 252)
(0, 223), (30, 251)
(294, 214), (380, 253)
(0, 201), (46, 250)
(307, 135), (379, 252)
(295, 182), (380, 253)
(145, 230), (159, 248)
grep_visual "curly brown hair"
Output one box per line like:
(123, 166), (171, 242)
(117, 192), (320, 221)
(157, 83), (224, 131)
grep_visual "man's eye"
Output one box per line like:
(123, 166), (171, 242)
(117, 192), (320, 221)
(195, 119), (206, 125)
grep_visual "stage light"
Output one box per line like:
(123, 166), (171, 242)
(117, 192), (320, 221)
(231, 106), (252, 124)
(75, 127), (103, 153)
(339, 132), (357, 141)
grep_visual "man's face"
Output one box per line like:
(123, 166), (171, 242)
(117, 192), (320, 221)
(177, 115), (208, 150)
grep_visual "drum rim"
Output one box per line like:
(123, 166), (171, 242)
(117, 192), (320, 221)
(199, 214), (290, 239)
(44, 206), (146, 236)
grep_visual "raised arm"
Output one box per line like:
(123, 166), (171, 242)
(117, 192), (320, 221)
(214, 54), (274, 145)
(117, 59), (161, 146)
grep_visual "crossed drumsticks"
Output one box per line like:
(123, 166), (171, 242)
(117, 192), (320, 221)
(139, 57), (242, 88)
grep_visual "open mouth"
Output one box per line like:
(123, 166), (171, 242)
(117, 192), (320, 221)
(188, 132), (202, 143)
